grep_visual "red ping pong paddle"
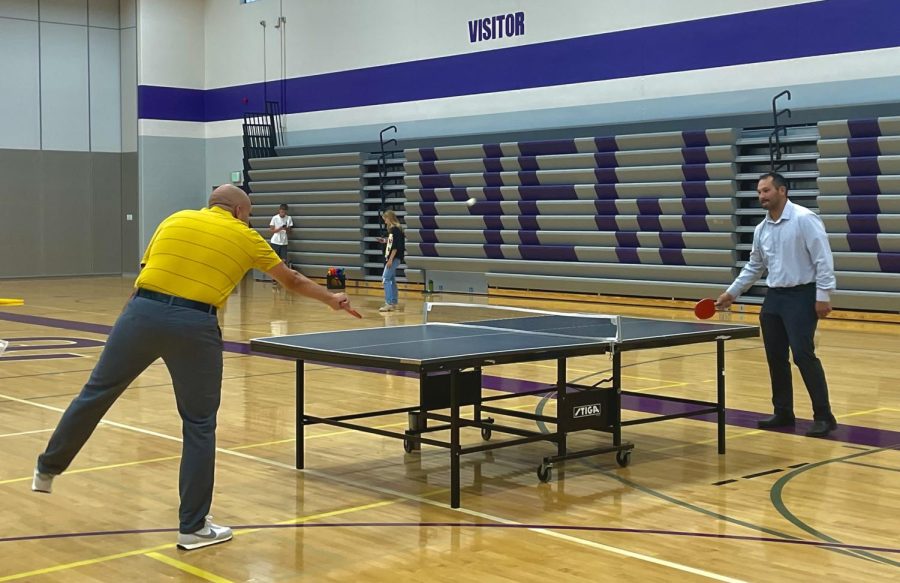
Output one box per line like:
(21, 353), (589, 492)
(346, 308), (362, 319)
(694, 298), (717, 320)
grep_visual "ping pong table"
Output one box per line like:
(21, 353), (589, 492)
(250, 304), (759, 508)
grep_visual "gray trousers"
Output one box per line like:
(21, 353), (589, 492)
(759, 283), (833, 420)
(37, 296), (223, 534)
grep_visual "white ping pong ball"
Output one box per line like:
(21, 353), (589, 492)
(466, 197), (477, 207)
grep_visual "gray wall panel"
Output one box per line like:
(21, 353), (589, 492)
(121, 152), (139, 272)
(0, 18), (40, 149)
(120, 27), (137, 152)
(91, 153), (123, 273)
(89, 0), (119, 28)
(40, 22), (90, 151)
(205, 136), (243, 193)
(0, 150), (41, 276)
(41, 151), (94, 274)
(41, 0), (88, 25)
(0, 0), (38, 19)
(89, 26), (121, 152)
(120, 0), (136, 28)
(138, 136), (207, 250)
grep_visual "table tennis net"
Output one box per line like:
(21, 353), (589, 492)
(423, 302), (622, 343)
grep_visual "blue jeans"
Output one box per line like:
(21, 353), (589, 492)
(382, 261), (398, 305)
(37, 296), (224, 534)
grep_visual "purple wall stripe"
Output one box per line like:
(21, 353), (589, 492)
(419, 230), (438, 243)
(683, 215), (711, 231)
(519, 245), (579, 262)
(847, 137), (881, 157)
(847, 215), (881, 233)
(637, 216), (663, 231)
(419, 148), (437, 162)
(681, 147), (711, 164)
(420, 175), (453, 188)
(682, 181), (710, 197)
(139, 1), (900, 123)
(475, 202), (504, 215)
(519, 156), (540, 171)
(594, 152), (619, 168)
(847, 176), (881, 195)
(450, 188), (470, 201)
(847, 195), (881, 214)
(518, 171), (541, 186)
(483, 187), (504, 201)
(846, 233), (880, 252)
(484, 244), (505, 259)
(877, 253), (900, 273)
(518, 201), (539, 215)
(615, 232), (640, 246)
(595, 216), (619, 231)
(846, 157), (882, 176)
(594, 136), (619, 152)
(484, 230), (504, 244)
(483, 144), (503, 158)
(636, 198), (663, 215)
(484, 158), (504, 172)
(659, 248), (687, 265)
(682, 165), (711, 181)
(519, 216), (540, 230)
(594, 185), (619, 199)
(616, 247), (641, 263)
(519, 231), (541, 245)
(484, 173), (505, 187)
(682, 198), (710, 215)
(419, 162), (438, 174)
(418, 202), (437, 215)
(847, 118), (883, 138)
(418, 243), (437, 256)
(420, 216), (438, 229)
(659, 231), (686, 248)
(516, 185), (578, 200)
(594, 168), (618, 183)
(417, 189), (437, 202)
(517, 139), (577, 156)
(682, 131), (710, 147)
(595, 200), (619, 214)
(484, 216), (504, 230)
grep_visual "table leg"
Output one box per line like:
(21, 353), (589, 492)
(557, 358), (567, 457)
(296, 359), (305, 469)
(450, 368), (461, 508)
(717, 338), (726, 455)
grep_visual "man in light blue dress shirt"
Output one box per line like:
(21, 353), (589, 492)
(717, 172), (837, 438)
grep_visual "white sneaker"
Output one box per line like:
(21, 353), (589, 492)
(176, 516), (233, 550)
(32, 468), (54, 493)
(378, 304), (395, 312)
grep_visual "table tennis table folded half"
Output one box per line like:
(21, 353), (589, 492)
(250, 303), (759, 508)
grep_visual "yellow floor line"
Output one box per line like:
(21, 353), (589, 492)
(0, 543), (174, 582)
(0, 428), (55, 439)
(144, 552), (234, 583)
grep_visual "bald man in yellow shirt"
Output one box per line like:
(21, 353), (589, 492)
(32, 185), (357, 550)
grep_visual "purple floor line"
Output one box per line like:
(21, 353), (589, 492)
(0, 522), (898, 554)
(2, 311), (898, 448)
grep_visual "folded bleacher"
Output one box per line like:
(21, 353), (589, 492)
(403, 129), (740, 298)
(246, 152), (365, 279)
(817, 116), (900, 310)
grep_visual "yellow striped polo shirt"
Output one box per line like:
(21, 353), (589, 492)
(135, 206), (283, 308)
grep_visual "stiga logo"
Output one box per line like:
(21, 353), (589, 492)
(573, 404), (602, 418)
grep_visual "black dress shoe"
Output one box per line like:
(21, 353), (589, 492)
(757, 414), (796, 429)
(805, 418), (838, 437)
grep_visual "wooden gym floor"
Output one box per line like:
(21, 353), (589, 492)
(0, 276), (897, 582)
